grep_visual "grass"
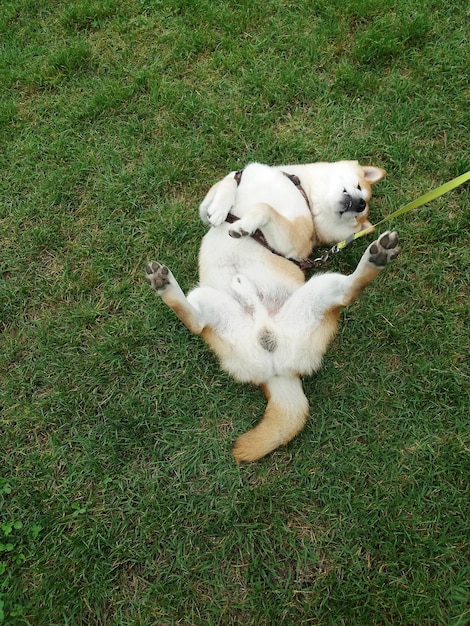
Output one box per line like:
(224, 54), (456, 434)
(1, 0), (469, 623)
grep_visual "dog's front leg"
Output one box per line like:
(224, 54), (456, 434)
(227, 202), (271, 238)
(145, 262), (204, 335)
(199, 176), (238, 227)
(228, 203), (313, 259)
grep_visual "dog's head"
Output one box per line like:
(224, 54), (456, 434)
(313, 161), (386, 244)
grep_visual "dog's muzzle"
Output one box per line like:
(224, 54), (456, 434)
(340, 194), (367, 214)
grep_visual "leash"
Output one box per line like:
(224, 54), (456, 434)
(301, 170), (470, 270)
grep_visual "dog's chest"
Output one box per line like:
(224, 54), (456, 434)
(234, 165), (308, 220)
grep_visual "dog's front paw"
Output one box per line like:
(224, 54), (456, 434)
(228, 213), (261, 239)
(228, 223), (250, 238)
(145, 261), (171, 290)
(368, 231), (400, 267)
(199, 178), (238, 227)
(199, 196), (231, 227)
(207, 205), (231, 227)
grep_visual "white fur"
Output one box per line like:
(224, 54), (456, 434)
(147, 160), (396, 462)
(199, 160), (380, 250)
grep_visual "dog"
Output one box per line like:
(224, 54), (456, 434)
(146, 160), (399, 463)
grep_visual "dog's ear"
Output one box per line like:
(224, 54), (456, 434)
(362, 166), (386, 184)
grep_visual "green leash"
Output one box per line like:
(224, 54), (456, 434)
(305, 170), (470, 268)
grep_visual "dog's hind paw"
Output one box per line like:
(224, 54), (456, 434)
(145, 261), (171, 290)
(368, 231), (400, 267)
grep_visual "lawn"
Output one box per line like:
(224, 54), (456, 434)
(1, 0), (469, 624)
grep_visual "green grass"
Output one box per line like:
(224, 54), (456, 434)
(1, 0), (469, 624)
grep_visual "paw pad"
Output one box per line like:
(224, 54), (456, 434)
(368, 231), (400, 267)
(229, 227), (249, 239)
(379, 232), (398, 250)
(145, 261), (170, 290)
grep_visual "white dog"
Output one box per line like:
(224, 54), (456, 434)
(146, 160), (399, 463)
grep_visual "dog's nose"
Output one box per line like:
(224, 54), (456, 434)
(357, 198), (366, 212)
(341, 195), (367, 214)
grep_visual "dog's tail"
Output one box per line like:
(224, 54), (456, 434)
(232, 375), (309, 463)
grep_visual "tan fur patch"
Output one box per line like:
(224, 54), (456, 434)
(308, 308), (340, 355)
(291, 215), (315, 258)
(268, 253), (306, 287)
(342, 266), (381, 306)
(232, 399), (308, 464)
(200, 325), (233, 364)
(161, 292), (203, 335)
(255, 203), (314, 259)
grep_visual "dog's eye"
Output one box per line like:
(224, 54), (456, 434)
(342, 188), (348, 194)
(357, 184), (362, 191)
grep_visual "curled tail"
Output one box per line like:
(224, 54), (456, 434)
(232, 376), (309, 463)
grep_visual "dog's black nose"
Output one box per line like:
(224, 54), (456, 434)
(340, 195), (367, 214)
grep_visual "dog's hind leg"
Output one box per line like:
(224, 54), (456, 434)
(232, 375), (309, 463)
(145, 263), (247, 336)
(145, 262), (204, 335)
(340, 231), (400, 306)
(278, 231), (400, 325)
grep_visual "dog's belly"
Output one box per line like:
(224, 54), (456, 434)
(195, 227), (333, 384)
(198, 227), (304, 300)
